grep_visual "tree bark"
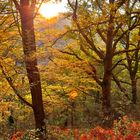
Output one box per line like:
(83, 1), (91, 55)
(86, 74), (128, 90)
(131, 77), (137, 104)
(102, 53), (112, 116)
(101, 1), (114, 118)
(19, 2), (46, 139)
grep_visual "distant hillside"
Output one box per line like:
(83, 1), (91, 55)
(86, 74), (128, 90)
(36, 13), (70, 65)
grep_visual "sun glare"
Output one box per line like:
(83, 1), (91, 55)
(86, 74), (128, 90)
(39, 1), (67, 19)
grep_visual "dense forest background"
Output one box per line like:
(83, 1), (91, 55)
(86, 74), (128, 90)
(0, 0), (140, 139)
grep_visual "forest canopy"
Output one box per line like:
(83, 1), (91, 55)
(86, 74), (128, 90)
(0, 0), (140, 139)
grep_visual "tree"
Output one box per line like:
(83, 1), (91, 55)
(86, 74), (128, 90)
(1, 0), (62, 138)
(121, 1), (140, 104)
(9, 0), (46, 139)
(64, 0), (140, 120)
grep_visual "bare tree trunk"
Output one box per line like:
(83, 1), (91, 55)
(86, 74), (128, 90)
(19, 1), (46, 139)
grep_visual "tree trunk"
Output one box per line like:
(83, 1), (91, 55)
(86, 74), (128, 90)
(101, 0), (115, 120)
(20, 2), (46, 139)
(101, 51), (113, 127)
(131, 77), (137, 104)
(70, 101), (75, 128)
(102, 55), (112, 116)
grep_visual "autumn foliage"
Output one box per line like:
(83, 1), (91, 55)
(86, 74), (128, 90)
(42, 116), (140, 140)
(10, 131), (24, 140)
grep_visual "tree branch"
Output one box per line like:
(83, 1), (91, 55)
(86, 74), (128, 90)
(112, 74), (126, 92)
(58, 49), (83, 61)
(11, 0), (20, 11)
(97, 28), (107, 44)
(114, 47), (140, 56)
(111, 58), (126, 71)
(0, 61), (33, 108)
(68, 0), (104, 59)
